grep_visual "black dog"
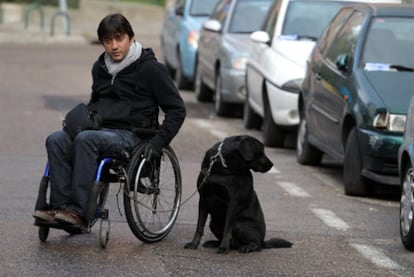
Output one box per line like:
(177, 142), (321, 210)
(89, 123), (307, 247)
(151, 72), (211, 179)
(184, 135), (292, 254)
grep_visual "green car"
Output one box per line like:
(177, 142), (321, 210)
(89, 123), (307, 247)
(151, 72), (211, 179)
(298, 3), (414, 196)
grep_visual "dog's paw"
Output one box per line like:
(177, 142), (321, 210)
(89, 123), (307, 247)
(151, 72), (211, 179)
(184, 242), (199, 249)
(202, 240), (220, 248)
(238, 244), (260, 253)
(216, 247), (229, 254)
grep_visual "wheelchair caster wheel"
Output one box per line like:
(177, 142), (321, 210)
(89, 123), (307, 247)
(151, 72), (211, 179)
(99, 219), (110, 248)
(39, 226), (49, 242)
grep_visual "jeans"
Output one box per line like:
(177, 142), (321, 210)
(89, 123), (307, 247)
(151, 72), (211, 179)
(46, 128), (141, 218)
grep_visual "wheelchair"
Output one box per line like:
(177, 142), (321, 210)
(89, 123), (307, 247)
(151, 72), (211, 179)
(33, 132), (182, 248)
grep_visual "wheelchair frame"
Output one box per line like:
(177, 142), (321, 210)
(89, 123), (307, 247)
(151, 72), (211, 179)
(33, 141), (182, 248)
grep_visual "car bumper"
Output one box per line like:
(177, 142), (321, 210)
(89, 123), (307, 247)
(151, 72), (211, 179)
(359, 128), (403, 186)
(220, 67), (245, 104)
(266, 81), (299, 127)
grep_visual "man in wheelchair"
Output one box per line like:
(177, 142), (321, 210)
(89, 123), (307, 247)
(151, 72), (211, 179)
(33, 13), (186, 228)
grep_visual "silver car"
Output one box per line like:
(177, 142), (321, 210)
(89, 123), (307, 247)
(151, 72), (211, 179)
(195, 0), (273, 117)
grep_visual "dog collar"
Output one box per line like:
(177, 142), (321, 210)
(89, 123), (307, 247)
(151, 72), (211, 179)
(218, 140), (228, 168)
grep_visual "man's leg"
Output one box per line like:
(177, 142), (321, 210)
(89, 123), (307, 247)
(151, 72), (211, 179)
(55, 129), (140, 225)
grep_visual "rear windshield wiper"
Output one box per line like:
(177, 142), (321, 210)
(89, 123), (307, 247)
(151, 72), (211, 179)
(389, 64), (414, 72)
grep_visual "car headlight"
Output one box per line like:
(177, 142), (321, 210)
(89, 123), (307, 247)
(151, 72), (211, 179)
(231, 57), (247, 70)
(281, 78), (303, 94)
(188, 30), (199, 49)
(373, 112), (406, 132)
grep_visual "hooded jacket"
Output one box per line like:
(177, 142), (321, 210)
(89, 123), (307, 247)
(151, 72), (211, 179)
(89, 48), (186, 149)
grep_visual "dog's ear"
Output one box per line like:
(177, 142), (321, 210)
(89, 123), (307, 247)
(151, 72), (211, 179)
(238, 138), (259, 161)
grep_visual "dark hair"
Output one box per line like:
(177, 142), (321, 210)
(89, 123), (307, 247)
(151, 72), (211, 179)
(97, 13), (135, 43)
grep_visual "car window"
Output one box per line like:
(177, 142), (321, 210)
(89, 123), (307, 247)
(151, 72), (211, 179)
(228, 0), (273, 33)
(362, 17), (414, 69)
(262, 0), (282, 38)
(325, 11), (364, 66)
(210, 0), (232, 25)
(318, 7), (354, 56)
(190, 0), (221, 16)
(282, 1), (351, 40)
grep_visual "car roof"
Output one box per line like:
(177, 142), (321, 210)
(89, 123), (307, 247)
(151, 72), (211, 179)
(343, 3), (414, 17)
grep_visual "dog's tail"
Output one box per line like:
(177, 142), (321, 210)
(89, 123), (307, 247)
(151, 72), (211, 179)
(262, 238), (293, 249)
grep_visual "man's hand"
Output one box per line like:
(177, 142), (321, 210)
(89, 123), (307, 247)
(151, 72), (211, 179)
(143, 142), (162, 161)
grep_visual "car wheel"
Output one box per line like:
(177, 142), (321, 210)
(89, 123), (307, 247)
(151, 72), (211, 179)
(175, 51), (190, 90)
(296, 116), (322, 165)
(195, 62), (213, 102)
(263, 96), (284, 147)
(215, 71), (234, 117)
(243, 88), (261, 130)
(343, 127), (372, 196)
(400, 164), (414, 250)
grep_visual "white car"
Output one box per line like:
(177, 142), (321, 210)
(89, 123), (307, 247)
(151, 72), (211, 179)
(243, 0), (401, 147)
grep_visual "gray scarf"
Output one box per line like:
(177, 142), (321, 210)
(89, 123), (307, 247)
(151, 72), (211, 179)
(104, 40), (142, 76)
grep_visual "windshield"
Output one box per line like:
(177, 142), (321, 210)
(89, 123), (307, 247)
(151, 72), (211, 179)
(362, 17), (414, 70)
(190, 0), (221, 16)
(282, 1), (346, 40)
(228, 0), (272, 33)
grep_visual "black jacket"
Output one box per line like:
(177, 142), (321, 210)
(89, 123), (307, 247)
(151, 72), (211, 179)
(89, 48), (186, 149)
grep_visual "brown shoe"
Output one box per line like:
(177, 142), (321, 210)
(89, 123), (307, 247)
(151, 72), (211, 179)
(33, 210), (59, 222)
(54, 211), (85, 226)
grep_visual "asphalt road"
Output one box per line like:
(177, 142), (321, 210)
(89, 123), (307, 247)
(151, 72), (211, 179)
(0, 3), (413, 276)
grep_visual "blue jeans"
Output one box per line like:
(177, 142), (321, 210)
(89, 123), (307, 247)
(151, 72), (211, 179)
(46, 129), (141, 218)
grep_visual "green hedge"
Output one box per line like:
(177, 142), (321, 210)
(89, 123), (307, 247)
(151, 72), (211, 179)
(0, 0), (165, 9)
(0, 0), (80, 9)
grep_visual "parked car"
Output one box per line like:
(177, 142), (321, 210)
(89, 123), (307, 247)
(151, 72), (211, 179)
(298, 3), (414, 196)
(398, 96), (414, 251)
(195, 0), (273, 117)
(244, 0), (402, 147)
(160, 0), (220, 89)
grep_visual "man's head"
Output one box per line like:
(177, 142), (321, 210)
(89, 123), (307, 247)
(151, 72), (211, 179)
(97, 13), (135, 62)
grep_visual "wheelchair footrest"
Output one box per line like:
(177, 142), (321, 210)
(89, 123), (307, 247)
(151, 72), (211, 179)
(34, 218), (88, 233)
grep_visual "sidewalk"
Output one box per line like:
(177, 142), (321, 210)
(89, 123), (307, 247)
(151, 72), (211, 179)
(0, 0), (165, 45)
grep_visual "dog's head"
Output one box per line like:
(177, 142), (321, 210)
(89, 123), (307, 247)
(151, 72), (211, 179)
(217, 135), (273, 172)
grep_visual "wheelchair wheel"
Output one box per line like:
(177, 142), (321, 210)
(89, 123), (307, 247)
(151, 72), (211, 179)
(123, 144), (182, 243)
(99, 218), (110, 248)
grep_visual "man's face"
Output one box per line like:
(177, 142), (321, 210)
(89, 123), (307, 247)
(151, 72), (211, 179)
(102, 32), (133, 62)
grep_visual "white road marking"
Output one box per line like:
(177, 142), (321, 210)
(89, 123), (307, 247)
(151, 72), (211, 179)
(269, 166), (280, 174)
(350, 243), (402, 270)
(191, 119), (229, 139)
(311, 208), (350, 231)
(277, 181), (311, 197)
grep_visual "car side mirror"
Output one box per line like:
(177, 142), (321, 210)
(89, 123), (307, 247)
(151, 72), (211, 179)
(335, 53), (351, 74)
(250, 31), (271, 45)
(203, 19), (222, 32)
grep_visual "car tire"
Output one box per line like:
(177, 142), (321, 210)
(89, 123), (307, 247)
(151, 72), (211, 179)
(243, 88), (261, 130)
(195, 62), (213, 102)
(215, 71), (234, 117)
(343, 127), (372, 196)
(400, 164), (414, 250)
(296, 116), (322, 165)
(263, 96), (284, 147)
(175, 51), (190, 90)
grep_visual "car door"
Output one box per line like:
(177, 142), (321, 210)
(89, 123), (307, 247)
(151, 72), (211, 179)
(311, 9), (365, 158)
(163, 0), (186, 67)
(247, 0), (282, 116)
(199, 0), (232, 89)
(306, 7), (353, 149)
